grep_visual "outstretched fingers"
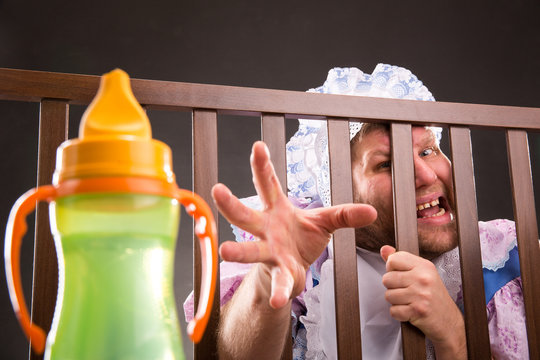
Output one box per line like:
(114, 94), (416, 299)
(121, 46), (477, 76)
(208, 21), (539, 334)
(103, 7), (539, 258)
(250, 141), (285, 207)
(219, 240), (273, 264)
(212, 183), (265, 236)
(219, 241), (296, 310)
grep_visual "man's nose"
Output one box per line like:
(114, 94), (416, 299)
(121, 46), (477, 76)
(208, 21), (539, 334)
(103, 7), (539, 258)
(414, 157), (437, 188)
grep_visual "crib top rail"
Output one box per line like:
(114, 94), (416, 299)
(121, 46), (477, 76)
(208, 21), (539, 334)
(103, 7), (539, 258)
(2, 67), (540, 131)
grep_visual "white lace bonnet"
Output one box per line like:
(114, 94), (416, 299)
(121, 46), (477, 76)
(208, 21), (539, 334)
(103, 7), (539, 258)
(286, 63), (442, 207)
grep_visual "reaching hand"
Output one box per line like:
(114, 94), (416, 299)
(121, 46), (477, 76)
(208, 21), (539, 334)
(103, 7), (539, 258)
(213, 141), (377, 309)
(380, 245), (467, 358)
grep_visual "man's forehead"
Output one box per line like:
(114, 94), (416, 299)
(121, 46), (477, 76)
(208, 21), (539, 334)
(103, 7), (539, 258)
(362, 129), (390, 152)
(356, 126), (436, 159)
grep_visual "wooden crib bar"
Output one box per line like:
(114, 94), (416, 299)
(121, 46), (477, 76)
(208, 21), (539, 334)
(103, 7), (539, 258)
(327, 119), (362, 359)
(390, 123), (427, 359)
(30, 100), (69, 359)
(261, 113), (288, 188)
(192, 109), (220, 359)
(506, 129), (540, 359)
(449, 126), (490, 357)
(1, 68), (539, 359)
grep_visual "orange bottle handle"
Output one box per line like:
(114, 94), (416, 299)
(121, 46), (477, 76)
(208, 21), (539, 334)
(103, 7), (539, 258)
(4, 185), (57, 354)
(176, 189), (218, 344)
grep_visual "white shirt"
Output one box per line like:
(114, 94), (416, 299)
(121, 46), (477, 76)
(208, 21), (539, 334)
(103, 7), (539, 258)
(300, 244), (462, 359)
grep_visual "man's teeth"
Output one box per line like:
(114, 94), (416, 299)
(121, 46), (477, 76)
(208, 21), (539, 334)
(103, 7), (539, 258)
(416, 198), (439, 211)
(426, 208), (446, 218)
(416, 198), (446, 218)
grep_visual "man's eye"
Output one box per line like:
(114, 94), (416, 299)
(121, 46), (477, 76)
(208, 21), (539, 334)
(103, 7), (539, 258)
(378, 161), (391, 169)
(420, 148), (434, 157)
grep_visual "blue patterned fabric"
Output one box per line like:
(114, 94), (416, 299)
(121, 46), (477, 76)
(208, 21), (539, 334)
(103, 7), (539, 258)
(483, 245), (521, 304)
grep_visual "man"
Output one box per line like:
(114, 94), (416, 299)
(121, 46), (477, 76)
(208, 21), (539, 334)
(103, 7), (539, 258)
(184, 65), (527, 359)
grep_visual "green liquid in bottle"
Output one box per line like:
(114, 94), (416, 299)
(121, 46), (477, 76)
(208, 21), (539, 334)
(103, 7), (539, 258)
(46, 193), (184, 360)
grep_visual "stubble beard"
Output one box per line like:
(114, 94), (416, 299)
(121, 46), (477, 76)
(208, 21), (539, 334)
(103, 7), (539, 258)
(354, 204), (395, 253)
(354, 199), (459, 259)
(416, 221), (458, 259)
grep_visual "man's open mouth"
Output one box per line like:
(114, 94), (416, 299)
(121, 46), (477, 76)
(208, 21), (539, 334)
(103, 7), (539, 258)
(416, 197), (450, 219)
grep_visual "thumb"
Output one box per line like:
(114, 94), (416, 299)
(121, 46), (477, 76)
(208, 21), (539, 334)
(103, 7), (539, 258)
(380, 245), (396, 262)
(316, 203), (377, 232)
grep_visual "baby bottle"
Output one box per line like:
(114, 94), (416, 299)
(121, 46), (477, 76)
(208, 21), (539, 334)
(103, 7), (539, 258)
(4, 69), (217, 359)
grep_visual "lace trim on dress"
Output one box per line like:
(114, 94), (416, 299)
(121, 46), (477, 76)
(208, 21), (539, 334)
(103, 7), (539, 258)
(301, 271), (329, 360)
(432, 246), (462, 304)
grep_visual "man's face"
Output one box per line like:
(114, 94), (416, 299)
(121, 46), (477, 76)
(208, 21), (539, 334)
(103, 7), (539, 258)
(351, 126), (457, 259)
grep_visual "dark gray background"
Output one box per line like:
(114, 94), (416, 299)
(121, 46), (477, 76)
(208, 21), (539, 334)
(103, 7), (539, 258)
(1, 1), (540, 358)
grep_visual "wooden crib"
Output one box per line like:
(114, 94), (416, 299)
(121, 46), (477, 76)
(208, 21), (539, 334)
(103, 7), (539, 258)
(0, 67), (538, 359)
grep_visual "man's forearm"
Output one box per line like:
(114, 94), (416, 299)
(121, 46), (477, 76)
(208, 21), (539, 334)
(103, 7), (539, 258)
(218, 264), (292, 360)
(430, 312), (467, 360)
